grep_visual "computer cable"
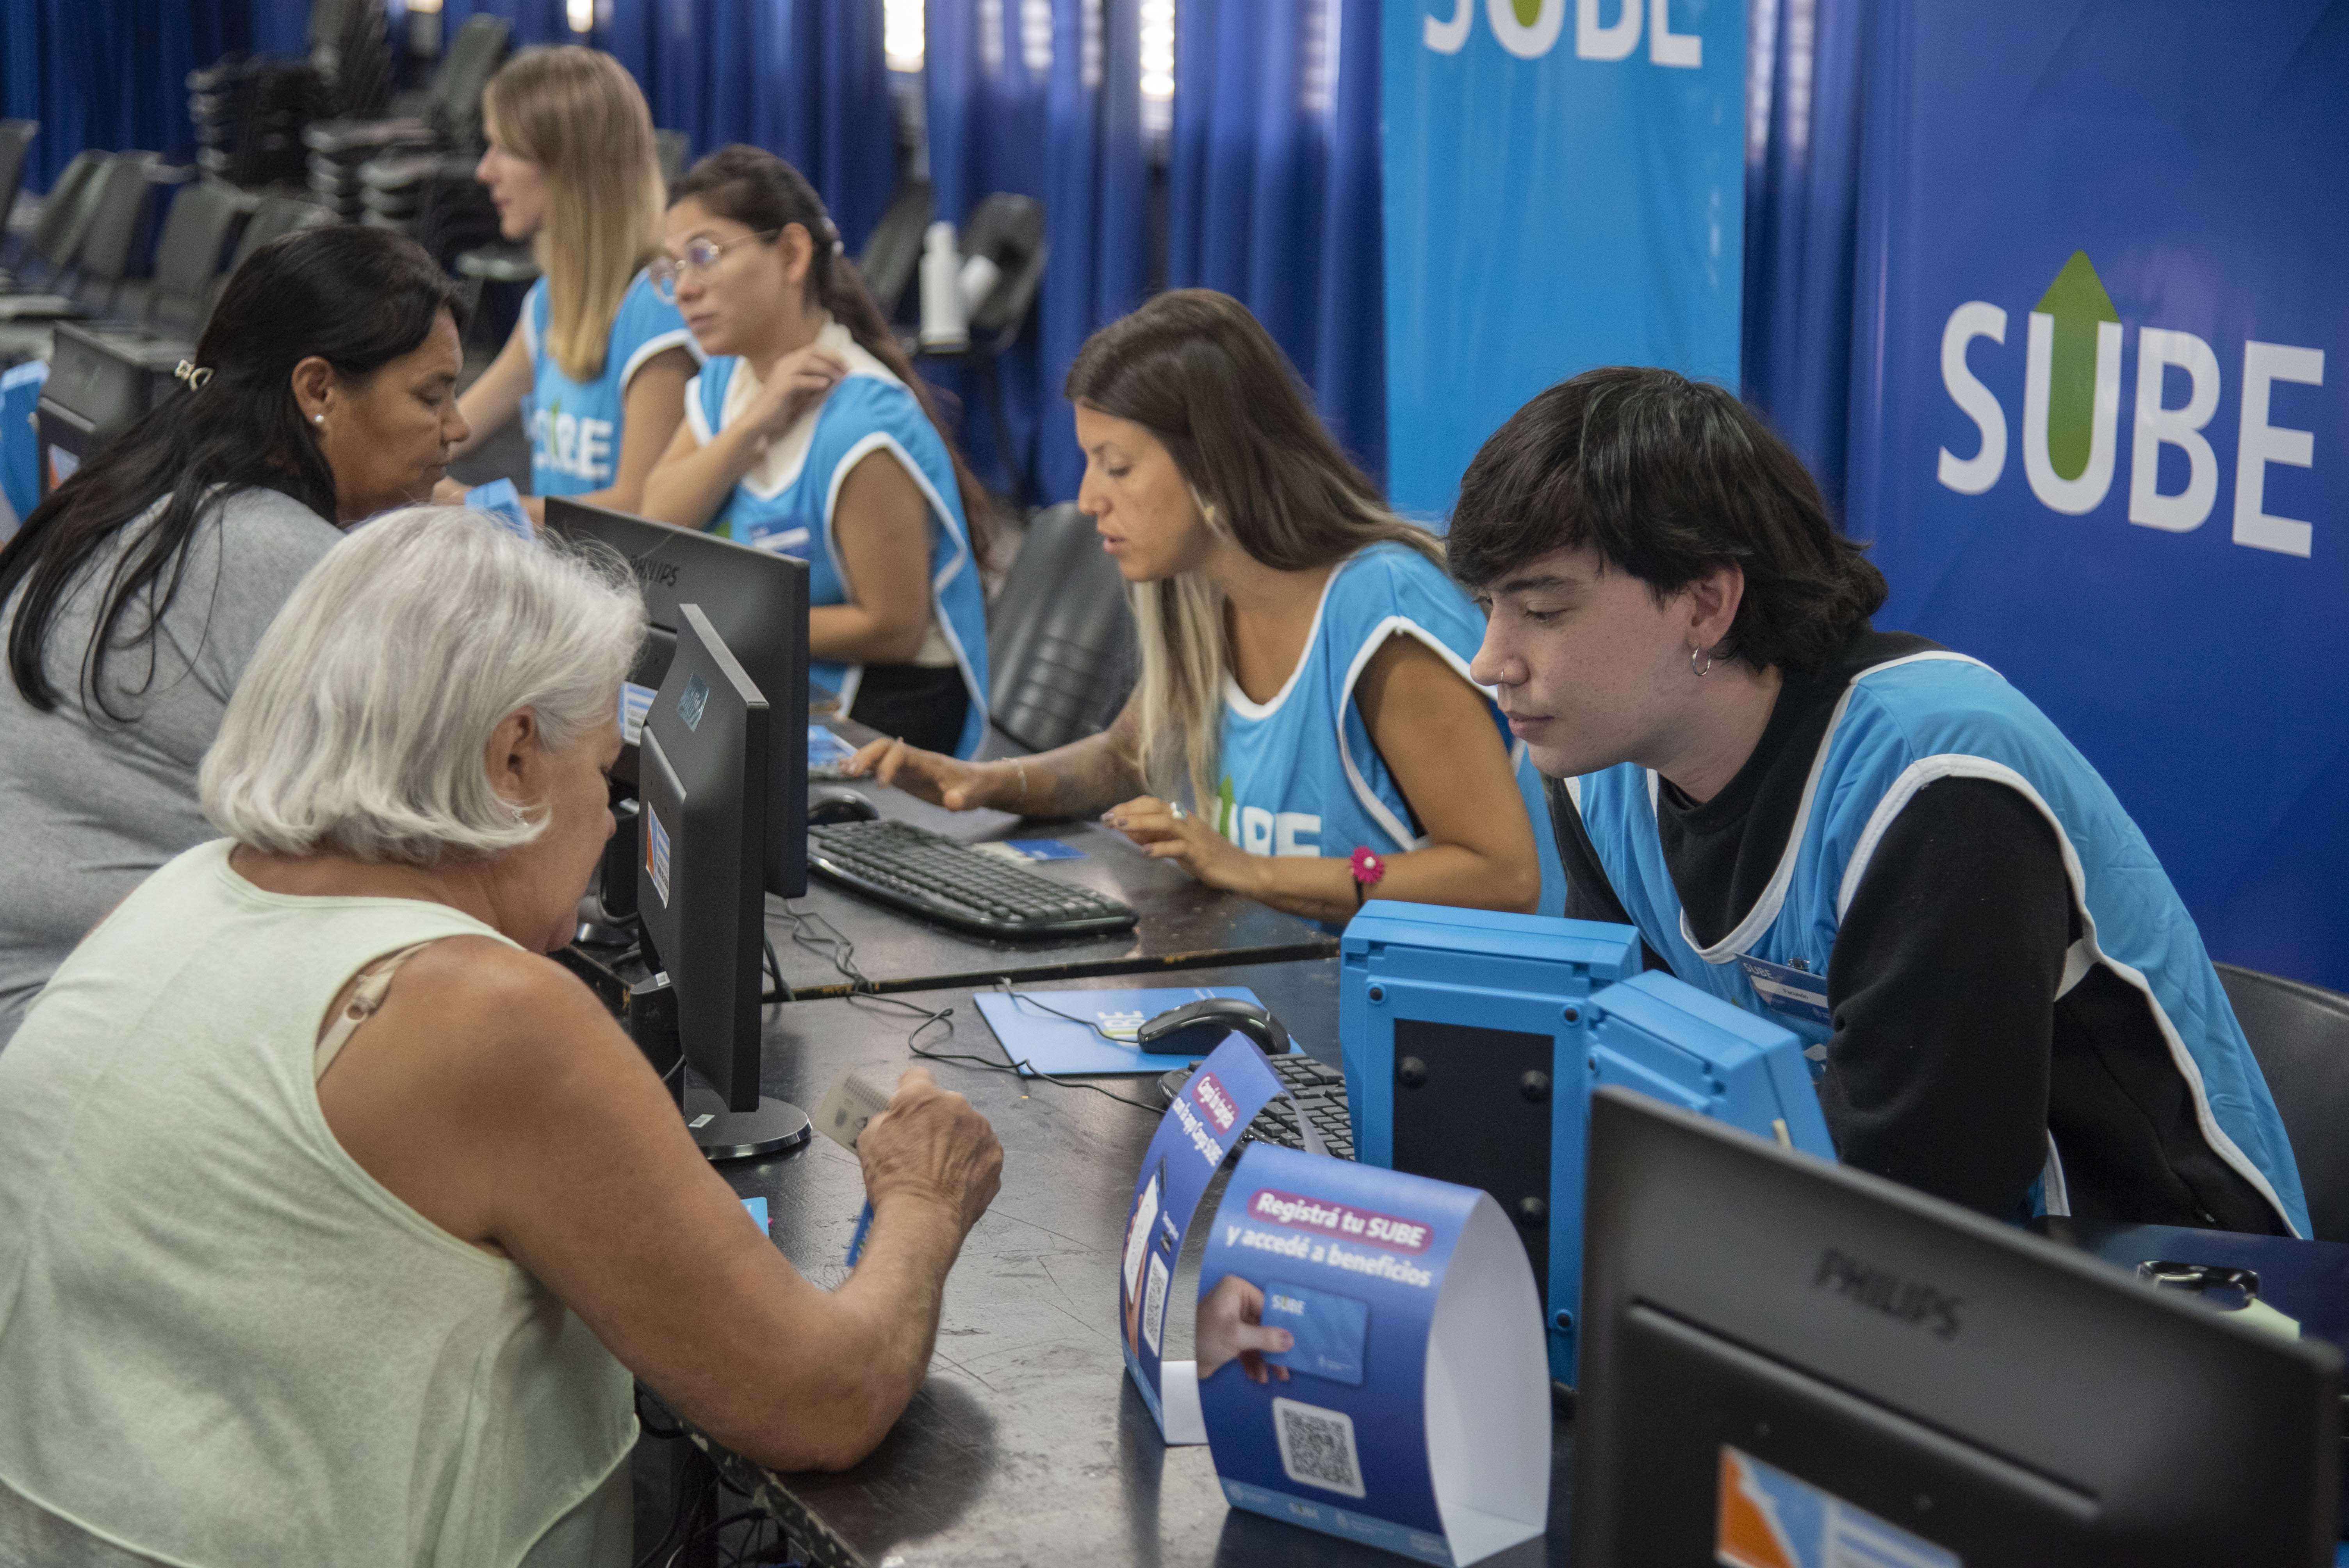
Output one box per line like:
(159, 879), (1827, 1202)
(760, 935), (791, 1008)
(775, 905), (1159, 1115)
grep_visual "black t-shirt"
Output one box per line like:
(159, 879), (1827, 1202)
(1548, 628), (2285, 1233)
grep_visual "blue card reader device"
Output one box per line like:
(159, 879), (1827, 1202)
(1338, 901), (1834, 1385)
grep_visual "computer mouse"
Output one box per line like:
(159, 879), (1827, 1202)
(806, 784), (881, 826)
(1136, 996), (1292, 1058)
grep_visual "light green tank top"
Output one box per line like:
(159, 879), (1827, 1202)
(0, 841), (635, 1566)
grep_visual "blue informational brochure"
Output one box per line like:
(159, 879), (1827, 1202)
(973, 985), (1296, 1078)
(1117, 1035), (1290, 1443)
(1199, 1144), (1550, 1565)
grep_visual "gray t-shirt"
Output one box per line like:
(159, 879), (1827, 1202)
(0, 486), (339, 1045)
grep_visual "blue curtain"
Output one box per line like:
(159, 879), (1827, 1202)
(1165, 0), (1383, 486)
(924, 0), (1150, 505)
(1, 0), (235, 190)
(1739, 0), (1870, 521)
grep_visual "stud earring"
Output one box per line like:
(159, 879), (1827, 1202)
(312, 415), (325, 426)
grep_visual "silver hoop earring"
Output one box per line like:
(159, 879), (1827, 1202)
(1690, 645), (1716, 678)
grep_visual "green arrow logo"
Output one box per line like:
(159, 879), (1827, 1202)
(2033, 251), (2119, 482)
(1214, 775), (1237, 839)
(1512, 0), (1543, 24)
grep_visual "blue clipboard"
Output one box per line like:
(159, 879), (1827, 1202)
(973, 985), (1299, 1076)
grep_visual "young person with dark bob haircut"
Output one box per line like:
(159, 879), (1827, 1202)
(852, 290), (1545, 928)
(0, 225), (468, 1047)
(1449, 365), (2307, 1235)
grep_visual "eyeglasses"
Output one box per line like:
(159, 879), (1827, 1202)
(649, 230), (781, 302)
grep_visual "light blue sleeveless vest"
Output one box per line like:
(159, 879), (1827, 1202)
(519, 270), (699, 499)
(1212, 543), (1561, 927)
(1565, 649), (2308, 1235)
(686, 347), (991, 759)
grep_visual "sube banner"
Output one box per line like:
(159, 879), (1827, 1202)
(1382, 0), (1746, 520)
(1848, 2), (2349, 989)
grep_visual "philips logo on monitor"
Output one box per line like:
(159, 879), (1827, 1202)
(678, 674), (709, 732)
(632, 558), (681, 591)
(1813, 1249), (1963, 1340)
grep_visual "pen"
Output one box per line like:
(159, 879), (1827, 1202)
(845, 1199), (875, 1267)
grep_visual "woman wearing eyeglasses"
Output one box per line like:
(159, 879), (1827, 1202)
(639, 146), (993, 759)
(442, 48), (700, 524)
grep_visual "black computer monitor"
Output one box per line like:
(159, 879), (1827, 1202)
(635, 602), (809, 1160)
(1575, 1087), (2342, 1567)
(36, 323), (175, 499)
(545, 496), (810, 899)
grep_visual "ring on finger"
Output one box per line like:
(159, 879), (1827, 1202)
(1169, 801), (1187, 821)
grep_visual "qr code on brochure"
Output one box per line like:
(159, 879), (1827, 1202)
(1272, 1396), (1366, 1499)
(1142, 1251), (1171, 1355)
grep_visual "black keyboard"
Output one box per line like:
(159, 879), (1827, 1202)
(1158, 1052), (1355, 1161)
(807, 820), (1139, 940)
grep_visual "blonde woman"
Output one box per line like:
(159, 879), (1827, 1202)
(444, 47), (700, 522)
(851, 290), (1545, 928)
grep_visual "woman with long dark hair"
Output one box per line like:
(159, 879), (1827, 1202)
(852, 290), (1544, 928)
(0, 223), (467, 1045)
(639, 146), (993, 758)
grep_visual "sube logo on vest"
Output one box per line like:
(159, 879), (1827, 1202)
(1937, 251), (2327, 558)
(529, 397), (617, 485)
(1211, 776), (1322, 859)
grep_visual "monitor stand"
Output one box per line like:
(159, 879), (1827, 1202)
(679, 1079), (812, 1161)
(623, 963), (811, 1162)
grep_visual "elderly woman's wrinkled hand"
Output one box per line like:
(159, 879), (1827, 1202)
(855, 1067), (1003, 1237)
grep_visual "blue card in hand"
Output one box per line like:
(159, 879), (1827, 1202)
(1260, 1280), (1369, 1386)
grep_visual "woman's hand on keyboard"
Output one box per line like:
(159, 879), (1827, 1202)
(847, 736), (1011, 814)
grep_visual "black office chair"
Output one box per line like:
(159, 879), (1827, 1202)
(204, 194), (332, 325)
(986, 502), (1137, 754)
(857, 178), (933, 325)
(0, 150), (107, 298)
(0, 121), (37, 248)
(959, 192), (1046, 347)
(2216, 962), (2349, 1245)
(103, 179), (253, 340)
(0, 153), (168, 355)
(305, 12), (506, 221)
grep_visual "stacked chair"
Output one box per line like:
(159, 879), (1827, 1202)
(187, 0), (381, 192)
(309, 13), (507, 226)
(0, 152), (187, 364)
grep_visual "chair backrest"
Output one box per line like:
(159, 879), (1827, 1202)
(2216, 962), (2349, 1244)
(857, 178), (932, 323)
(429, 15), (511, 148)
(28, 151), (107, 272)
(987, 502), (1137, 754)
(205, 196), (332, 328)
(70, 153), (162, 287)
(0, 121), (37, 233)
(960, 192), (1046, 343)
(147, 181), (252, 333)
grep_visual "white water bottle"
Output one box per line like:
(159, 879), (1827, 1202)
(957, 252), (1002, 321)
(918, 221), (969, 353)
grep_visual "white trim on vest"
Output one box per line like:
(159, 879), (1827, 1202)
(1675, 650), (1991, 966)
(818, 429), (989, 736)
(1561, 773), (1583, 811)
(618, 326), (700, 390)
(1224, 570), (1339, 723)
(1840, 750), (2299, 1237)
(2041, 1134), (2073, 1218)
(1332, 615), (1479, 852)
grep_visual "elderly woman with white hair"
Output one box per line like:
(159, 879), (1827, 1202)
(0, 508), (1002, 1568)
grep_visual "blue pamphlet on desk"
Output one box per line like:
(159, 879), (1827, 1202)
(807, 725), (856, 773)
(975, 985), (1300, 1078)
(1199, 1143), (1550, 1565)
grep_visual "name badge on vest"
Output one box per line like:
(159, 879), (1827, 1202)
(748, 524), (811, 556)
(1737, 953), (1834, 1034)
